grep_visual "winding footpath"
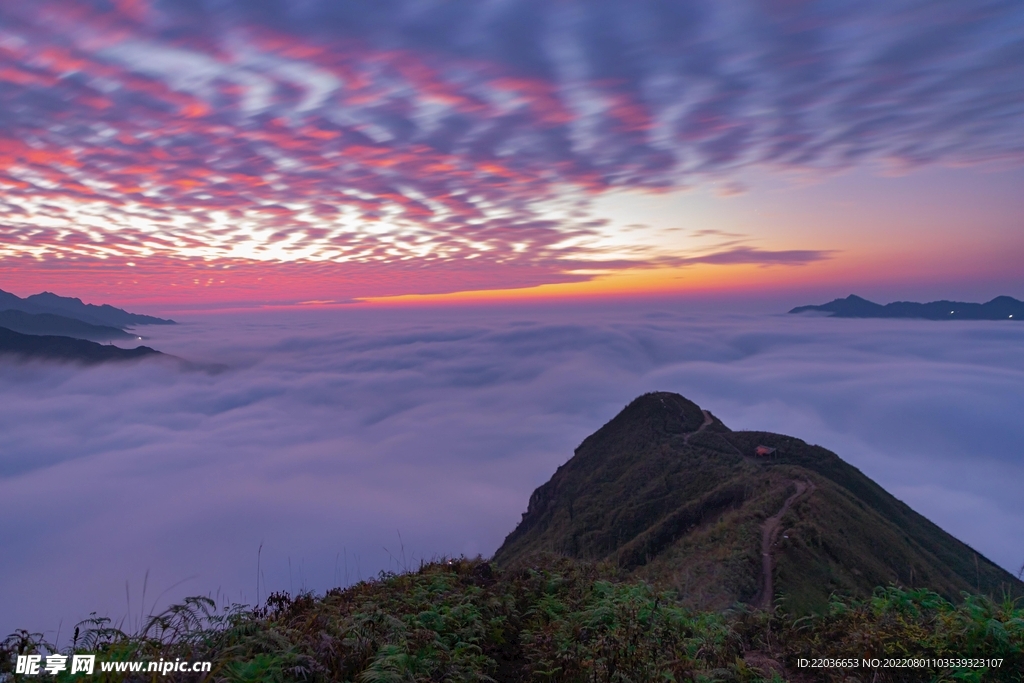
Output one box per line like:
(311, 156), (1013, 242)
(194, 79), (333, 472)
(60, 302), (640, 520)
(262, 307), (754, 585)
(683, 410), (714, 445)
(754, 479), (816, 609)
(680, 409), (816, 610)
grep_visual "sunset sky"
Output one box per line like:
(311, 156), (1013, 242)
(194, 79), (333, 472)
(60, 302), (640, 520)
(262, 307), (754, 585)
(3, 0), (1024, 637)
(1, 0), (1022, 309)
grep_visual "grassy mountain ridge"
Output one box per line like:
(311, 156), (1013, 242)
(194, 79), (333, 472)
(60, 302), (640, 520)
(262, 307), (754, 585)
(494, 392), (1022, 614)
(3, 392), (1023, 681)
(5, 557), (1022, 682)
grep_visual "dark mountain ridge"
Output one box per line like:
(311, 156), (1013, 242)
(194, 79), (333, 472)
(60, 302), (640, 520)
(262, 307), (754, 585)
(494, 392), (1022, 614)
(0, 288), (175, 328)
(0, 326), (162, 364)
(0, 309), (134, 341)
(790, 294), (1024, 320)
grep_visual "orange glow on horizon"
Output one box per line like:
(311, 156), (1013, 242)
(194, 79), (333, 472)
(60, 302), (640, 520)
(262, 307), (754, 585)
(358, 261), (849, 307)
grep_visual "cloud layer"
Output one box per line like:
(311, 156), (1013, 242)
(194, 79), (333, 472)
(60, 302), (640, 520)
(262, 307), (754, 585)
(1, 0), (1021, 298)
(2, 304), (1023, 638)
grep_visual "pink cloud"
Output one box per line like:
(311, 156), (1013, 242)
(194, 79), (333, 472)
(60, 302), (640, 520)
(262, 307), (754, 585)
(0, 0), (1020, 301)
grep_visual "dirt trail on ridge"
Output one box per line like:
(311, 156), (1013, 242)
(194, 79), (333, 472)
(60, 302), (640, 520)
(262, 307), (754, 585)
(683, 410), (714, 445)
(679, 408), (816, 610)
(754, 479), (815, 609)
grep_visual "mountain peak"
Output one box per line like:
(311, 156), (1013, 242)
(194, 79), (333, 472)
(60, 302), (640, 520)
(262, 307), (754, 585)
(1, 288), (174, 327)
(29, 291), (84, 304)
(596, 392), (709, 438)
(494, 393), (1022, 613)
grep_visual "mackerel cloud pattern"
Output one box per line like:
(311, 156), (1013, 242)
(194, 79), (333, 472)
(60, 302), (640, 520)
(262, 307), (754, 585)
(1, 1), (1022, 295)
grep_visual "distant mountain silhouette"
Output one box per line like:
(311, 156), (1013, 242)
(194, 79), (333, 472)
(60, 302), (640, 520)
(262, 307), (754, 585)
(0, 326), (162, 364)
(0, 288), (174, 327)
(790, 294), (1024, 320)
(0, 310), (134, 342)
(494, 392), (1022, 614)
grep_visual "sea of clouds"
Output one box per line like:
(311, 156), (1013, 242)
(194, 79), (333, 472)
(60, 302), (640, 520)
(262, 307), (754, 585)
(2, 301), (1023, 638)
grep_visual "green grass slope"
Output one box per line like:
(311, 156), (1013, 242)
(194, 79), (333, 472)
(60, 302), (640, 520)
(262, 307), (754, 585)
(5, 558), (1022, 683)
(494, 392), (1022, 614)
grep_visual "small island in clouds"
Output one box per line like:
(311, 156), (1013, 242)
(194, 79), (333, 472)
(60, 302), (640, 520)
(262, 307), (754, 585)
(0, 288), (174, 364)
(791, 294), (1024, 320)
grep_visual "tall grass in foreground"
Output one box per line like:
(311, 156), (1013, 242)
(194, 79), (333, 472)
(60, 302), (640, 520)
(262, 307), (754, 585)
(3, 557), (1022, 682)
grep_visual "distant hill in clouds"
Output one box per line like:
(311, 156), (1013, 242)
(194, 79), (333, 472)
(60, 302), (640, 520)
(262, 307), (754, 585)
(0, 326), (162, 364)
(0, 310), (135, 342)
(0, 288), (175, 328)
(790, 294), (1024, 320)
